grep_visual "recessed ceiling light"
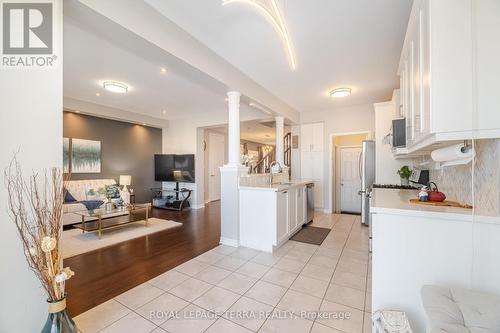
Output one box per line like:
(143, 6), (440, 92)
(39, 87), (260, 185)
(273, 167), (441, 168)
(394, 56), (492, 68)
(224, 97), (229, 102)
(162, 109), (167, 115)
(95, 92), (101, 97)
(103, 81), (128, 94)
(142, 123), (146, 126)
(330, 88), (351, 98)
(160, 67), (167, 74)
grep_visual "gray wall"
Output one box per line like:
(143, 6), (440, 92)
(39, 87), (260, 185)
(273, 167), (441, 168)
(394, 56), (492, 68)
(63, 112), (162, 203)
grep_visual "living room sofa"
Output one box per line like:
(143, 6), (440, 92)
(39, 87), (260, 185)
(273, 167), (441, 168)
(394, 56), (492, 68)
(63, 179), (130, 226)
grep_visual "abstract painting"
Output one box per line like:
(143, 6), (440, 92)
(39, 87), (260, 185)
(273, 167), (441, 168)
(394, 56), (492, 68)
(71, 138), (101, 173)
(63, 137), (70, 173)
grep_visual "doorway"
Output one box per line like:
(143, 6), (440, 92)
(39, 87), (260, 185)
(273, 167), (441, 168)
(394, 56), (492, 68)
(207, 131), (225, 202)
(340, 147), (362, 213)
(331, 132), (369, 213)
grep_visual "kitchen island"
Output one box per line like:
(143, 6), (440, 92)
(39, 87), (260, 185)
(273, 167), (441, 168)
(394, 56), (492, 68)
(239, 180), (313, 252)
(370, 188), (500, 332)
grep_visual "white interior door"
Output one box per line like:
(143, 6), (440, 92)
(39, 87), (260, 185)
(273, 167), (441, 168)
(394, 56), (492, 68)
(340, 147), (362, 213)
(208, 132), (225, 202)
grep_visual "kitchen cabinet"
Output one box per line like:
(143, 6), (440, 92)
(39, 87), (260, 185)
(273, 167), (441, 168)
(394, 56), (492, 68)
(239, 181), (310, 252)
(296, 186), (306, 226)
(300, 122), (324, 209)
(396, 0), (500, 155)
(287, 187), (297, 234)
(473, 0), (500, 134)
(301, 122), (324, 152)
(276, 190), (288, 243)
(301, 151), (323, 209)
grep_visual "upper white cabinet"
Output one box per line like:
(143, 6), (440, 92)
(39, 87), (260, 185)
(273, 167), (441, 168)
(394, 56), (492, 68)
(473, 0), (500, 134)
(397, 0), (500, 153)
(301, 122), (324, 152)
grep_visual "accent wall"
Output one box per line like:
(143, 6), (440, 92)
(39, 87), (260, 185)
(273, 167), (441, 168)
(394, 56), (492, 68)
(63, 112), (162, 202)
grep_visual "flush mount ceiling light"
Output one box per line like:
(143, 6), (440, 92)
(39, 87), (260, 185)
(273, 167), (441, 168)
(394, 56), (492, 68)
(103, 81), (128, 94)
(222, 0), (296, 71)
(160, 67), (167, 74)
(330, 88), (351, 98)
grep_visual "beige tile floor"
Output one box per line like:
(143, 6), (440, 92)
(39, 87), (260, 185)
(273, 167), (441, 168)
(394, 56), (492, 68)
(74, 213), (372, 333)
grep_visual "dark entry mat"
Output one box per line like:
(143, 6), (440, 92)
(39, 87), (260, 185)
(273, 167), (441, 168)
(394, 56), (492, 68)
(290, 226), (331, 245)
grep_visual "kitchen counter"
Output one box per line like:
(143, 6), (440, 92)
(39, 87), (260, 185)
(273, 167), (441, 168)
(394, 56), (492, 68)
(371, 189), (500, 332)
(371, 188), (499, 224)
(239, 179), (314, 192)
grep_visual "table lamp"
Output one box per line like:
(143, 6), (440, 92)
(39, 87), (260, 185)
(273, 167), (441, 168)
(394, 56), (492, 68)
(119, 175), (132, 192)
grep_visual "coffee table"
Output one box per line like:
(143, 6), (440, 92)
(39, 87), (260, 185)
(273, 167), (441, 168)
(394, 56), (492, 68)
(74, 204), (150, 239)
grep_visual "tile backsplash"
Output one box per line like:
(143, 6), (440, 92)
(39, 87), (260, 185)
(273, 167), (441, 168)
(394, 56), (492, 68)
(428, 139), (500, 216)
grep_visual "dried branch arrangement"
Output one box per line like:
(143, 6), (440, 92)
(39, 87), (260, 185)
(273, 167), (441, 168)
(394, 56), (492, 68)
(5, 156), (74, 302)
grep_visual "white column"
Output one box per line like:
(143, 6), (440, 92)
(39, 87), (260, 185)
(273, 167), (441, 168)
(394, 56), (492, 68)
(220, 91), (247, 247)
(275, 116), (284, 165)
(227, 91), (241, 166)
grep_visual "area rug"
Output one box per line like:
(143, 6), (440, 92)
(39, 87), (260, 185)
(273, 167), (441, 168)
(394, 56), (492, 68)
(290, 225), (331, 245)
(62, 218), (182, 259)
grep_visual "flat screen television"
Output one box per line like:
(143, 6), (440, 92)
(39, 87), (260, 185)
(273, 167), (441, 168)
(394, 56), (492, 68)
(155, 154), (195, 183)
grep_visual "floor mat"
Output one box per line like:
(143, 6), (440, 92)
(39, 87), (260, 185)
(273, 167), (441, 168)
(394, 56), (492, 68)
(290, 225), (331, 245)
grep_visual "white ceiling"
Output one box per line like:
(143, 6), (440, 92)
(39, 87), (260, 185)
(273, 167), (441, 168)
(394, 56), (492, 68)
(145, 0), (412, 112)
(63, 2), (264, 123)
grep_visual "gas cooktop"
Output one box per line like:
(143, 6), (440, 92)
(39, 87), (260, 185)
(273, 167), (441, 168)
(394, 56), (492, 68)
(372, 184), (419, 190)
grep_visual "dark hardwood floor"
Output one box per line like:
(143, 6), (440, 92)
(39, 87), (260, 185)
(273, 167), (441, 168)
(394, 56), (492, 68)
(64, 201), (221, 317)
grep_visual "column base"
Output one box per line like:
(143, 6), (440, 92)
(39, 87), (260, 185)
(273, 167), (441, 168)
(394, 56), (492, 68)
(220, 165), (248, 246)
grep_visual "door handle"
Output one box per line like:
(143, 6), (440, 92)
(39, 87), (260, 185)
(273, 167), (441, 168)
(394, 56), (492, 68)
(358, 152), (363, 181)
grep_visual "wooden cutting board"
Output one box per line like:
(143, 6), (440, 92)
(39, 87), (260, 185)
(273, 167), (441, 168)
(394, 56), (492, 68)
(409, 199), (473, 209)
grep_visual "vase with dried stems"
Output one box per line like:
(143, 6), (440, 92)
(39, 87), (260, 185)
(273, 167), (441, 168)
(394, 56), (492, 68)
(5, 156), (78, 333)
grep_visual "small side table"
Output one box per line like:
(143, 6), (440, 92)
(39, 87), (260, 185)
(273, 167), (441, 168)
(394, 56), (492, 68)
(130, 193), (136, 205)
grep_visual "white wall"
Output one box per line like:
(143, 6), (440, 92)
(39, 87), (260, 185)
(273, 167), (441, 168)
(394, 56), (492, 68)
(374, 101), (413, 184)
(161, 119), (204, 208)
(0, 1), (63, 331)
(301, 104), (376, 212)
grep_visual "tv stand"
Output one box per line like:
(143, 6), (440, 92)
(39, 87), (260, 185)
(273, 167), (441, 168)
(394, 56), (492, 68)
(151, 183), (192, 211)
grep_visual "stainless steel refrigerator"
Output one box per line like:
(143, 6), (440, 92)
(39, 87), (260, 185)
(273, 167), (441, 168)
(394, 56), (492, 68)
(359, 140), (375, 226)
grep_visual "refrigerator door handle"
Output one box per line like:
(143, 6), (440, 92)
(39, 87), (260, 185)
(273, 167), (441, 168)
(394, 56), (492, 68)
(358, 151), (363, 181)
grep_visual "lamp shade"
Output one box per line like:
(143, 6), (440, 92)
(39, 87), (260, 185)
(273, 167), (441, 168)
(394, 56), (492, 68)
(119, 175), (131, 186)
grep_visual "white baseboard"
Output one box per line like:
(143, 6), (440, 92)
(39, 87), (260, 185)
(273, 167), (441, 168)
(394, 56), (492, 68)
(220, 237), (239, 248)
(191, 204), (205, 210)
(323, 209), (332, 214)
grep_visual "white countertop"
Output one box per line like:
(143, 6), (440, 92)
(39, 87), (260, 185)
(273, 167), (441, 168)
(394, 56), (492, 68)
(239, 179), (314, 192)
(370, 188), (476, 221)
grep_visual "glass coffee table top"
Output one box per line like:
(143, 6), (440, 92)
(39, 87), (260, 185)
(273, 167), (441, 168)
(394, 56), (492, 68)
(74, 203), (149, 218)
(73, 203), (151, 239)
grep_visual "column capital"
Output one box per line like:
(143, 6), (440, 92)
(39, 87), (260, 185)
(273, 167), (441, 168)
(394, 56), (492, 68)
(275, 116), (285, 124)
(227, 91), (241, 100)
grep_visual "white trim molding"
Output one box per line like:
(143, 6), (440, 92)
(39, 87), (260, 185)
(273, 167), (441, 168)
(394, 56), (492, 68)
(219, 237), (239, 248)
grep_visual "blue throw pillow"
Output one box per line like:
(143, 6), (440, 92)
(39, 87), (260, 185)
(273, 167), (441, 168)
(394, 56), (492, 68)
(64, 187), (77, 203)
(81, 200), (104, 212)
